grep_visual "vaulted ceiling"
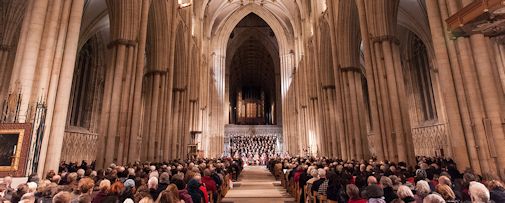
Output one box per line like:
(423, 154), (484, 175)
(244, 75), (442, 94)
(200, 0), (300, 38)
(228, 13), (278, 103)
(78, 0), (433, 52)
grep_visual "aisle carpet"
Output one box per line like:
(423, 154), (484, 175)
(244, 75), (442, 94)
(221, 166), (295, 203)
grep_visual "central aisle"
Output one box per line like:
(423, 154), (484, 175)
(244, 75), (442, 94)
(221, 166), (295, 203)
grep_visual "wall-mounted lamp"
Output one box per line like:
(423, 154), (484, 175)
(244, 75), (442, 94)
(178, 0), (192, 9)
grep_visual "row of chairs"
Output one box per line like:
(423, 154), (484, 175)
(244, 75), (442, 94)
(278, 169), (337, 203)
(207, 174), (232, 203)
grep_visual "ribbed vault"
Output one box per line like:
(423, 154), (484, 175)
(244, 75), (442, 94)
(227, 13), (280, 124)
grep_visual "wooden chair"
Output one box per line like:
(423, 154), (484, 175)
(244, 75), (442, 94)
(319, 194), (328, 203)
(295, 183), (300, 203)
(313, 191), (318, 203)
(209, 192), (214, 203)
(304, 185), (311, 203)
(281, 174), (286, 187)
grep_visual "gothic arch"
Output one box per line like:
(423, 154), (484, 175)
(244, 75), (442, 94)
(78, 12), (109, 51)
(211, 3), (295, 104)
(397, 9), (435, 61)
(212, 4), (292, 55)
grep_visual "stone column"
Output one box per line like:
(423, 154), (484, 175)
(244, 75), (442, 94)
(117, 46), (136, 164)
(155, 74), (167, 161)
(148, 73), (161, 160)
(356, 0), (385, 160)
(97, 0), (144, 168)
(425, 0), (475, 172)
(42, 0), (85, 174)
(364, 0), (415, 165)
(140, 75), (153, 161)
(34, 0), (80, 175)
(171, 89), (181, 158)
(470, 34), (505, 178)
(127, 0), (150, 163)
(13, 0), (49, 122)
(103, 43), (129, 165)
(334, 0), (369, 160)
(31, 0), (65, 104)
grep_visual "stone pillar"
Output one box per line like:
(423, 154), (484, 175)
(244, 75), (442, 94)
(148, 73), (161, 160)
(470, 34), (505, 178)
(355, 0), (385, 160)
(19, 0), (82, 175)
(333, 0), (369, 160)
(117, 45), (136, 164)
(127, 0), (151, 163)
(13, 0), (49, 122)
(425, 0), (475, 172)
(96, 0), (144, 168)
(364, 0), (415, 165)
(141, 75), (153, 161)
(104, 43), (129, 165)
(42, 0), (85, 174)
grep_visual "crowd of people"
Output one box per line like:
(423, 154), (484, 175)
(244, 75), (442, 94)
(268, 156), (505, 203)
(1, 154), (505, 203)
(229, 135), (277, 165)
(0, 158), (243, 203)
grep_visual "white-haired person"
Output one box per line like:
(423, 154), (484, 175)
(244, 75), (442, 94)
(77, 169), (85, 180)
(415, 180), (432, 203)
(2, 176), (14, 201)
(469, 181), (491, 203)
(26, 182), (37, 193)
(19, 192), (35, 203)
(305, 168), (319, 202)
(423, 193), (446, 203)
(148, 177), (160, 200)
(396, 185), (416, 203)
(311, 168), (327, 198)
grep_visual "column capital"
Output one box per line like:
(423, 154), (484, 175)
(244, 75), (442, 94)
(144, 70), (168, 77)
(173, 87), (187, 92)
(322, 85), (336, 90)
(340, 66), (363, 74)
(371, 35), (400, 45)
(107, 39), (137, 49)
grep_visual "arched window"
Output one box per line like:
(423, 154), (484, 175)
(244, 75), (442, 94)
(399, 27), (438, 123)
(67, 33), (106, 131)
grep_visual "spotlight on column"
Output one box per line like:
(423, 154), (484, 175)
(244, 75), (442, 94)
(178, 0), (192, 9)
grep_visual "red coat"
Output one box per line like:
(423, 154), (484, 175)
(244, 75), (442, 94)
(348, 199), (367, 203)
(202, 176), (218, 193)
(199, 185), (209, 203)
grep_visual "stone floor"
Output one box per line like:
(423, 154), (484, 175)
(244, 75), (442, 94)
(221, 166), (295, 203)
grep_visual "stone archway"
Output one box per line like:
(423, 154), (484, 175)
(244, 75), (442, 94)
(206, 4), (296, 154)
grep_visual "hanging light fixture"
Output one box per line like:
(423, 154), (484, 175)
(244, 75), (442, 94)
(178, 0), (192, 9)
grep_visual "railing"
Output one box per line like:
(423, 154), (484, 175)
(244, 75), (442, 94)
(61, 127), (98, 163)
(411, 123), (449, 157)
